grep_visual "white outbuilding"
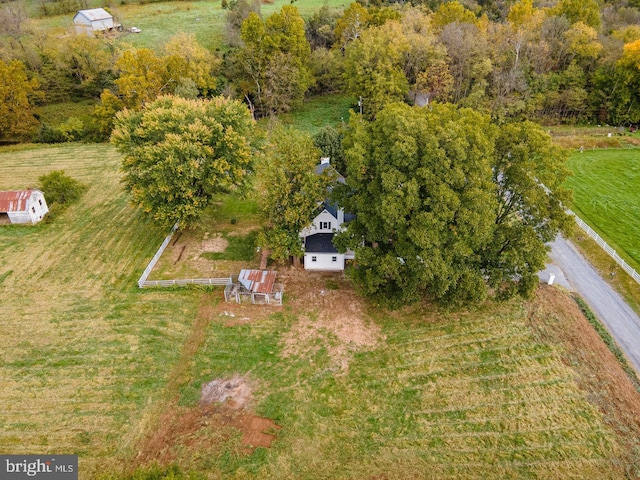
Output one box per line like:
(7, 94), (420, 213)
(73, 8), (115, 36)
(0, 190), (49, 225)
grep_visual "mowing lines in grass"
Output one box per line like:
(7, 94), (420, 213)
(0, 144), (201, 475)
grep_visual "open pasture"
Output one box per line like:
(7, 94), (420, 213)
(28, 0), (351, 51)
(566, 148), (640, 273)
(0, 144), (202, 474)
(0, 144), (638, 478)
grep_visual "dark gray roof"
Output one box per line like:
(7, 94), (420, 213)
(315, 162), (346, 184)
(304, 233), (338, 253)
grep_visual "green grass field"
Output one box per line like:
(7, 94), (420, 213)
(28, 0), (350, 51)
(0, 144), (202, 475)
(0, 143), (635, 478)
(566, 149), (640, 272)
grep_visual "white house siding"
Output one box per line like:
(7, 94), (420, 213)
(304, 253), (345, 271)
(300, 210), (339, 238)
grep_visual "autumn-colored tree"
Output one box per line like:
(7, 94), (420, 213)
(234, 5), (313, 116)
(343, 21), (409, 118)
(0, 59), (41, 142)
(333, 2), (370, 50)
(163, 33), (221, 97)
(552, 0), (601, 31)
(112, 96), (255, 228)
(431, 1), (479, 33)
(114, 48), (169, 109)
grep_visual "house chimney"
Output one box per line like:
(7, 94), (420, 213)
(320, 157), (330, 165)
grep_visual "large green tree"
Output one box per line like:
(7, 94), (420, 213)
(335, 102), (571, 305)
(112, 95), (255, 228)
(256, 126), (335, 261)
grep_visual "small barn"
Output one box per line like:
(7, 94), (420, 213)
(73, 8), (115, 36)
(0, 190), (49, 225)
(224, 270), (284, 305)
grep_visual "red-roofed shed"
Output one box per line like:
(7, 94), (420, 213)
(225, 270), (283, 305)
(0, 190), (49, 225)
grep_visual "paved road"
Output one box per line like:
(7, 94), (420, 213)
(541, 236), (640, 374)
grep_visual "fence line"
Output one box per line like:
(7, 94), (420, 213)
(568, 210), (640, 285)
(140, 277), (232, 288)
(137, 222), (179, 288)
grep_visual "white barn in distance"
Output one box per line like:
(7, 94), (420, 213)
(73, 8), (115, 36)
(0, 190), (49, 225)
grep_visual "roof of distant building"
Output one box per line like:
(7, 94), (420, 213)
(0, 190), (38, 213)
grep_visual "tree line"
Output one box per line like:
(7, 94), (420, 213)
(2, 0), (640, 142)
(0, 0), (611, 305)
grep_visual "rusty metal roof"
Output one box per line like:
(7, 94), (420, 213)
(239, 270), (277, 294)
(0, 190), (35, 213)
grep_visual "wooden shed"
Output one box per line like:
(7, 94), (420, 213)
(73, 8), (115, 36)
(0, 190), (49, 225)
(224, 270), (283, 305)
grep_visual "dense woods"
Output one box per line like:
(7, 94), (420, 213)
(1, 0), (640, 143)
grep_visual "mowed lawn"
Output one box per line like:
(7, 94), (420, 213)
(566, 149), (640, 272)
(0, 144), (631, 478)
(0, 144), (202, 474)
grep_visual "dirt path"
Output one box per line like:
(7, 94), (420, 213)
(547, 236), (640, 374)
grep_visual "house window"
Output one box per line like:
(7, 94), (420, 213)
(312, 256), (317, 262)
(321, 221), (332, 230)
(332, 256), (337, 262)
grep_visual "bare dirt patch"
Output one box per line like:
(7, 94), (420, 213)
(201, 234), (228, 253)
(201, 374), (252, 410)
(279, 267), (383, 371)
(527, 285), (640, 475)
(136, 375), (279, 467)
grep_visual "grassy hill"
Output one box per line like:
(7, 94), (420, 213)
(0, 144), (639, 478)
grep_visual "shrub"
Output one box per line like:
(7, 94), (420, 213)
(38, 170), (87, 208)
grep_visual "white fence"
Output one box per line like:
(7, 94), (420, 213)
(140, 277), (232, 288)
(137, 222), (235, 289)
(138, 222), (180, 288)
(569, 210), (640, 285)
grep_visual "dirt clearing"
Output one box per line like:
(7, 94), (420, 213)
(280, 268), (383, 372)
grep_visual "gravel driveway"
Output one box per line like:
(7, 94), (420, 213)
(541, 236), (640, 374)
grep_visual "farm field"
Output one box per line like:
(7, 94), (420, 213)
(1, 144), (640, 478)
(566, 148), (640, 273)
(28, 0), (351, 51)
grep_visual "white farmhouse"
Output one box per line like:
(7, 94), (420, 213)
(299, 158), (355, 271)
(73, 8), (115, 36)
(0, 190), (49, 225)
